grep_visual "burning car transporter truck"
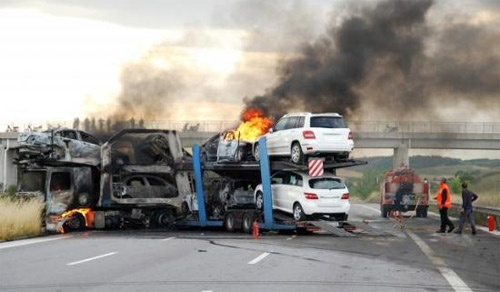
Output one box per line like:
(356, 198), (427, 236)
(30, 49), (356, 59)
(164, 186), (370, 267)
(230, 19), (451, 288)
(17, 129), (193, 232)
(17, 128), (366, 234)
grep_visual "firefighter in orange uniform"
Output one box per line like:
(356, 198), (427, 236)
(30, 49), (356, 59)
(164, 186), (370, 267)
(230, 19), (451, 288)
(435, 178), (455, 233)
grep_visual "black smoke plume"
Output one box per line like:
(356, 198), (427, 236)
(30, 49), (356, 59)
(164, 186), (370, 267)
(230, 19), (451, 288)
(244, 0), (500, 121)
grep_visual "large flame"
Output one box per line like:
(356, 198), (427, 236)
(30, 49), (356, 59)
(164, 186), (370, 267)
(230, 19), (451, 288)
(58, 208), (94, 233)
(234, 108), (273, 142)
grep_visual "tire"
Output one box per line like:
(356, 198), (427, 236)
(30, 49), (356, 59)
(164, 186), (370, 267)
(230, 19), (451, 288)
(334, 153), (349, 162)
(242, 213), (253, 233)
(255, 191), (264, 211)
(181, 202), (190, 217)
(224, 213), (235, 232)
(381, 205), (389, 218)
(64, 213), (85, 232)
(416, 206), (422, 218)
(156, 210), (175, 228)
(293, 203), (306, 221)
(253, 143), (260, 162)
(290, 143), (304, 164)
(342, 214), (349, 221)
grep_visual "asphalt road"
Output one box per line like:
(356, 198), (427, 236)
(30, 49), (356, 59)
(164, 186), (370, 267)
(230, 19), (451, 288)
(1, 204), (498, 292)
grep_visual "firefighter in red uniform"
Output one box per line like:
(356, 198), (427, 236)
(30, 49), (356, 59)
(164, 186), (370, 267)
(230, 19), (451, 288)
(435, 178), (455, 233)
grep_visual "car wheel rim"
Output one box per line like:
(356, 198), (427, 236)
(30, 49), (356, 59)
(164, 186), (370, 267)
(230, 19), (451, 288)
(294, 206), (302, 220)
(291, 146), (300, 163)
(256, 194), (263, 209)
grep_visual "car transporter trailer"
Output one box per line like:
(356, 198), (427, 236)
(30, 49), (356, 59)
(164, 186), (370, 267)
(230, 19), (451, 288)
(178, 137), (367, 236)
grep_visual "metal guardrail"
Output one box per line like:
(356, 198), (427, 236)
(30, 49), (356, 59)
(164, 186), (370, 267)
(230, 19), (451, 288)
(4, 120), (500, 134)
(348, 121), (500, 134)
(430, 199), (500, 217)
(450, 202), (500, 217)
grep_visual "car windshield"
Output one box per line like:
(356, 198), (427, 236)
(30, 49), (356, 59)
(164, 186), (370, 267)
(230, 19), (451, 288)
(309, 178), (345, 189)
(310, 117), (346, 128)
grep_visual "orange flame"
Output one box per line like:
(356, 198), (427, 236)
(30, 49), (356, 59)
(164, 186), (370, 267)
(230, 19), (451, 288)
(58, 208), (94, 233)
(233, 108), (273, 142)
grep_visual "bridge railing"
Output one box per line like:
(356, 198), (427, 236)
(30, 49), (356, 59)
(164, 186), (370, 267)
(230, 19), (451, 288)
(349, 121), (500, 134)
(4, 120), (500, 134)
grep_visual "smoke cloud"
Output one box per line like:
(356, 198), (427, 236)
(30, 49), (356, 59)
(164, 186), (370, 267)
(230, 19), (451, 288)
(244, 0), (500, 121)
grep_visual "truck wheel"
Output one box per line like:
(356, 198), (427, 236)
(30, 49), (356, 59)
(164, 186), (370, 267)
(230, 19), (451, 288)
(157, 210), (175, 228)
(416, 206), (422, 218)
(422, 206), (428, 218)
(242, 213), (253, 233)
(64, 213), (85, 232)
(381, 205), (389, 218)
(224, 213), (235, 232)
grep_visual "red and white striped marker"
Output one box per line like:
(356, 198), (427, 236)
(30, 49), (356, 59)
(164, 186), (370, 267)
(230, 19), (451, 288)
(308, 159), (324, 177)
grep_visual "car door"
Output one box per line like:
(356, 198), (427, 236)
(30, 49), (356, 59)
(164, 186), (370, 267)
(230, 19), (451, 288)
(270, 172), (287, 210)
(125, 177), (149, 198)
(267, 118), (287, 155)
(147, 176), (177, 198)
(286, 172), (304, 212)
(46, 170), (73, 215)
(282, 117), (300, 156)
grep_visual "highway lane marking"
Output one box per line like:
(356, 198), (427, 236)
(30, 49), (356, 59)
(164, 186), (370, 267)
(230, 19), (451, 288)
(286, 235), (297, 240)
(248, 252), (270, 265)
(161, 236), (175, 241)
(67, 252), (118, 266)
(0, 236), (67, 250)
(428, 211), (500, 237)
(406, 230), (472, 292)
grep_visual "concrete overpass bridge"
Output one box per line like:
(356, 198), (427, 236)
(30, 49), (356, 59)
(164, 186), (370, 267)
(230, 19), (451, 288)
(2, 121), (499, 189)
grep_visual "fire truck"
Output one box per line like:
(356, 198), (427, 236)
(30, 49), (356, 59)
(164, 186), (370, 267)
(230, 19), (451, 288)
(380, 166), (429, 218)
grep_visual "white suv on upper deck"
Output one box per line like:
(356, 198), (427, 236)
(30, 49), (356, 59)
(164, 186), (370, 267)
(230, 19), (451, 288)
(253, 112), (354, 164)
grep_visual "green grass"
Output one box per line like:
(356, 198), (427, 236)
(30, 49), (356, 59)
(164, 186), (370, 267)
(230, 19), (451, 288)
(0, 195), (44, 241)
(469, 171), (500, 208)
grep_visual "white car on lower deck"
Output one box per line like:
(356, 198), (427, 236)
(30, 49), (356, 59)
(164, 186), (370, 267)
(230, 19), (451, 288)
(254, 171), (350, 221)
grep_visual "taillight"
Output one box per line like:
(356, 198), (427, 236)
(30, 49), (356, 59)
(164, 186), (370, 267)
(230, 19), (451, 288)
(304, 192), (318, 200)
(341, 193), (349, 200)
(302, 130), (316, 139)
(348, 131), (353, 140)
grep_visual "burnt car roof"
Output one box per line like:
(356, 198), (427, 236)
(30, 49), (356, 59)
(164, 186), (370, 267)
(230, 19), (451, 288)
(106, 129), (179, 144)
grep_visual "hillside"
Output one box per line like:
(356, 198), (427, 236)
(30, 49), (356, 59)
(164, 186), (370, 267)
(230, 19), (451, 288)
(344, 156), (499, 207)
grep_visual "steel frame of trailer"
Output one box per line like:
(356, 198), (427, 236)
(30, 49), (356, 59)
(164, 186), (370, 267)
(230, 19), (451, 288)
(185, 137), (366, 231)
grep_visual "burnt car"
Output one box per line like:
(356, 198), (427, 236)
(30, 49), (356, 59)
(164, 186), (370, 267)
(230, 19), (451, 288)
(201, 131), (254, 163)
(17, 127), (101, 165)
(101, 129), (190, 209)
(116, 175), (178, 199)
(203, 177), (256, 219)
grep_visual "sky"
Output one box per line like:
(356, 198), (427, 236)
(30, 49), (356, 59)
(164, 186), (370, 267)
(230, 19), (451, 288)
(0, 0), (498, 160)
(0, 0), (329, 127)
